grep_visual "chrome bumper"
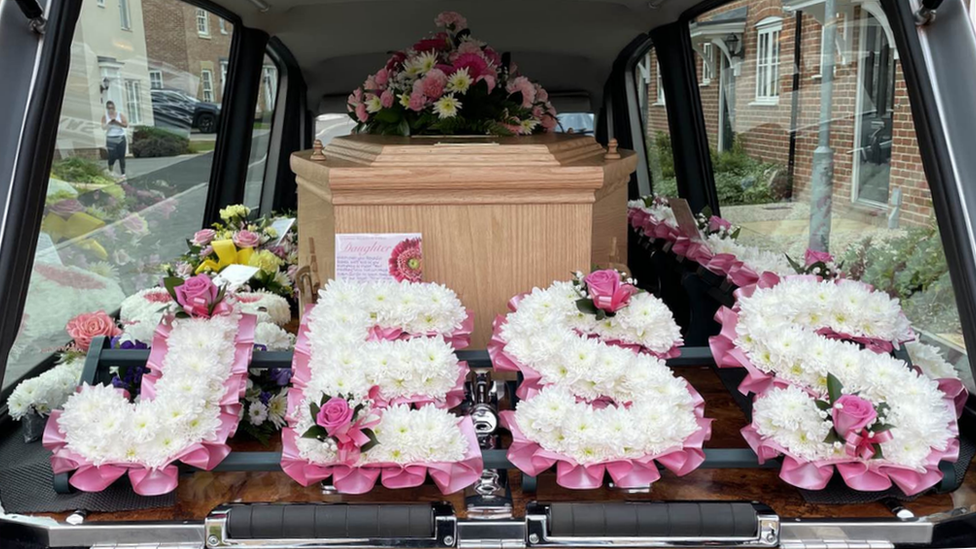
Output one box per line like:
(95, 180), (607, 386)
(0, 501), (965, 549)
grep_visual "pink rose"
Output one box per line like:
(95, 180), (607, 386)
(408, 90), (427, 112)
(193, 229), (216, 246)
(374, 68), (389, 87)
(380, 89), (395, 108)
(584, 269), (636, 313)
(316, 397), (354, 436)
(66, 310), (122, 351)
(535, 85), (549, 103)
(363, 75), (377, 92)
(832, 394), (877, 438)
(805, 248), (834, 266)
(174, 274), (219, 311)
(355, 103), (369, 123)
(541, 114), (558, 132)
(708, 215), (732, 233)
(233, 230), (260, 249)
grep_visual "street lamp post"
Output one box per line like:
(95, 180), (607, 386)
(808, 0), (838, 252)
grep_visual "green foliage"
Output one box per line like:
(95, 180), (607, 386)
(50, 157), (115, 186)
(839, 225), (960, 335)
(648, 132), (785, 205)
(130, 126), (190, 158)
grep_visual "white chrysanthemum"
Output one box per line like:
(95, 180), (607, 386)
(433, 95), (461, 119)
(7, 357), (83, 419)
(907, 341), (959, 380)
(56, 311), (243, 468)
(292, 281), (471, 468)
(255, 322), (295, 351)
(237, 291), (291, 326)
(446, 68), (472, 94)
(737, 278), (955, 470)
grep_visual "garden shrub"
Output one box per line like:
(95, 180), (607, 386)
(130, 126), (190, 158)
(51, 157), (115, 186)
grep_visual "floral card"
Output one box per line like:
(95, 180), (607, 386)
(335, 233), (423, 282)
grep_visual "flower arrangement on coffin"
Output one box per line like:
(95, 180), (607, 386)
(627, 196), (794, 287)
(43, 275), (257, 495)
(709, 273), (966, 495)
(347, 11), (557, 136)
(168, 205), (298, 301)
(281, 280), (481, 494)
(489, 269), (712, 489)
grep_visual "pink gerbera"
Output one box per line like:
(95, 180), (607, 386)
(389, 238), (423, 282)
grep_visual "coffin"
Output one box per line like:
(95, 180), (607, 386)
(291, 133), (637, 346)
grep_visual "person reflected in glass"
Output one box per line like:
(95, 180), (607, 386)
(101, 100), (129, 182)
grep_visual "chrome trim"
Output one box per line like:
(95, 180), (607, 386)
(456, 520), (526, 549)
(524, 503), (779, 548)
(203, 503), (456, 548)
(0, 512), (204, 547)
(778, 519), (932, 546)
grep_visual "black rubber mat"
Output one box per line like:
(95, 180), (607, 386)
(0, 423), (175, 514)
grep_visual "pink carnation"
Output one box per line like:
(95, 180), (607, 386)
(456, 41), (483, 56)
(541, 114), (558, 132)
(355, 103), (369, 123)
(506, 76), (536, 108)
(374, 68), (389, 87)
(434, 11), (467, 30)
(380, 89), (395, 108)
(535, 84), (549, 103)
(419, 69), (448, 99)
(363, 75), (378, 91)
(408, 90), (427, 111)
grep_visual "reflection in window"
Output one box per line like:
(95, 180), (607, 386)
(701, 42), (715, 84)
(635, 47), (676, 197)
(686, 2), (971, 389)
(196, 8), (210, 36)
(243, 55), (281, 211)
(3, 0), (234, 389)
(201, 69), (215, 102)
(754, 17), (782, 103)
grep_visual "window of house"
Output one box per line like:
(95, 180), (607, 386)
(701, 42), (714, 85)
(219, 18), (228, 34)
(244, 54), (281, 211)
(201, 69), (215, 102)
(754, 17), (782, 103)
(196, 8), (210, 36)
(635, 46), (676, 198)
(687, 5), (972, 390)
(124, 80), (142, 124)
(2, 0), (235, 391)
(119, 0), (131, 30)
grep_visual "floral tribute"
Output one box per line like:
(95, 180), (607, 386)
(169, 205), (298, 300)
(43, 275), (257, 495)
(627, 196), (794, 287)
(489, 269), (712, 489)
(347, 11), (557, 136)
(281, 280), (482, 494)
(709, 274), (966, 495)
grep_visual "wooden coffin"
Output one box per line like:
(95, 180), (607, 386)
(291, 133), (637, 347)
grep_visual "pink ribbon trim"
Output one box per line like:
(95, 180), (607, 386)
(43, 312), (256, 495)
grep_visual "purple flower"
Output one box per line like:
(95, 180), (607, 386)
(270, 367), (293, 386)
(259, 391), (272, 405)
(254, 344), (268, 352)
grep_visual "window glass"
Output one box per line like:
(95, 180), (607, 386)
(689, 2), (972, 389)
(243, 54), (280, 211)
(3, 0), (235, 389)
(635, 46), (676, 197)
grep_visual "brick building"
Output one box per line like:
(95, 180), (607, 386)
(643, 0), (933, 228)
(140, 0), (278, 113)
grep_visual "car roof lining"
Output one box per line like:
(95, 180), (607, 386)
(206, 0), (702, 113)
